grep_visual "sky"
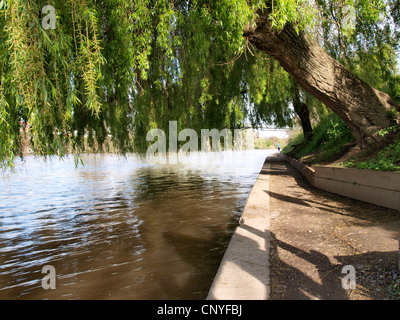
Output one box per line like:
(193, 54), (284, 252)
(257, 128), (291, 139)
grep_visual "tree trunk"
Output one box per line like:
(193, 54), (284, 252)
(292, 81), (313, 140)
(294, 101), (313, 140)
(244, 14), (400, 149)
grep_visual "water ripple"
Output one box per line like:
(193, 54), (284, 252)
(0, 150), (272, 299)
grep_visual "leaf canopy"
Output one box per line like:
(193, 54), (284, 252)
(0, 0), (398, 168)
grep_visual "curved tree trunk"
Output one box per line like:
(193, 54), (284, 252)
(244, 14), (400, 149)
(292, 81), (313, 140)
(294, 101), (313, 141)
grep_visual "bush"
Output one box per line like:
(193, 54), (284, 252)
(284, 111), (400, 172)
(283, 112), (354, 163)
(344, 134), (400, 171)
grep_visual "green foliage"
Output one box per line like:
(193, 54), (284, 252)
(388, 277), (400, 299)
(254, 136), (287, 149)
(245, 54), (296, 128)
(316, 0), (400, 97)
(283, 112), (354, 163)
(281, 129), (304, 154)
(269, 0), (317, 32)
(0, 0), (398, 169)
(284, 113), (400, 172)
(343, 130), (400, 171)
(378, 125), (398, 137)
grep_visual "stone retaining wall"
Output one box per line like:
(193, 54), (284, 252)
(280, 154), (400, 211)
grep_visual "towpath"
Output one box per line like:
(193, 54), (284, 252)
(268, 154), (400, 299)
(209, 154), (400, 300)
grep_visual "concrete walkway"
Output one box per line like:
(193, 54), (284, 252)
(208, 154), (400, 300)
(207, 157), (272, 300)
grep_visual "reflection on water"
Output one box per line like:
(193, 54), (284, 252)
(0, 150), (272, 299)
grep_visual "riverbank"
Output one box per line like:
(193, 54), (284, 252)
(207, 157), (272, 300)
(208, 154), (400, 300)
(283, 113), (400, 172)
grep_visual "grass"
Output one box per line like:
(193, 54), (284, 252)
(283, 112), (400, 171)
(343, 133), (400, 171)
(283, 112), (354, 165)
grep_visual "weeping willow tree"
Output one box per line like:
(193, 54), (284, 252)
(245, 0), (400, 149)
(0, 0), (399, 168)
(272, 0), (400, 143)
(0, 0), (105, 167)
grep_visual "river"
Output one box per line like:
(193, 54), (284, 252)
(0, 150), (273, 299)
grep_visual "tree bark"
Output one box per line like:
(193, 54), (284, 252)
(294, 101), (313, 140)
(292, 81), (313, 140)
(244, 14), (400, 149)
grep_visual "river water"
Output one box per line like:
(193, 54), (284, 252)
(0, 150), (273, 299)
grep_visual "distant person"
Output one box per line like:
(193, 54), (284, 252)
(277, 143), (280, 152)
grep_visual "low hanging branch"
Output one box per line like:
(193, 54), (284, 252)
(244, 11), (400, 149)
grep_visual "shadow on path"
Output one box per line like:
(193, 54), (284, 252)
(266, 157), (400, 300)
